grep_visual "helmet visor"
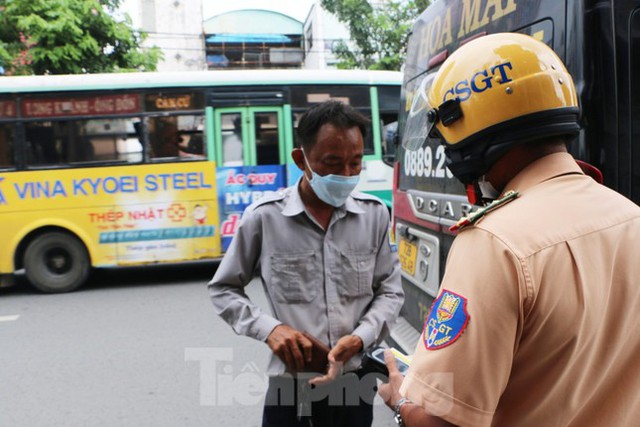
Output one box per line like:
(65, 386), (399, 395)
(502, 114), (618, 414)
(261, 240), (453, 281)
(402, 73), (438, 151)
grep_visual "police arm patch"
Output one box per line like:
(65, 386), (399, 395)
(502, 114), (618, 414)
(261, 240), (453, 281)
(423, 290), (470, 350)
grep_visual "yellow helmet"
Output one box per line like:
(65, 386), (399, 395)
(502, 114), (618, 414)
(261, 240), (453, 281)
(405, 32), (580, 184)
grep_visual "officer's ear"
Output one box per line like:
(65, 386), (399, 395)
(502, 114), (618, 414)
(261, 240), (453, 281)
(291, 148), (305, 172)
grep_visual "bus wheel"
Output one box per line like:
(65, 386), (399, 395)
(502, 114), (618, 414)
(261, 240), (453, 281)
(24, 232), (90, 293)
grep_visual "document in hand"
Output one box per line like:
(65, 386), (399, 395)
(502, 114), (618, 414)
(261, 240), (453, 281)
(300, 331), (330, 374)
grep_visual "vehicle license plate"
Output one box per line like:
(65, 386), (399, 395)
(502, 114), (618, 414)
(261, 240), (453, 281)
(399, 239), (417, 276)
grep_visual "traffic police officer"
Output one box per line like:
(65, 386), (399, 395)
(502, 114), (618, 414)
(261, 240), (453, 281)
(379, 33), (640, 426)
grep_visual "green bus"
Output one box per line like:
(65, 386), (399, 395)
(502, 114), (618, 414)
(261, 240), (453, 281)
(0, 69), (401, 292)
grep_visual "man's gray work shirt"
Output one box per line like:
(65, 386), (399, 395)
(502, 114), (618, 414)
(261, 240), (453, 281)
(208, 180), (403, 375)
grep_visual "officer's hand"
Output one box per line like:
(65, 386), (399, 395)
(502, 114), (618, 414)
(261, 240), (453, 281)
(308, 335), (362, 386)
(378, 349), (404, 410)
(266, 324), (312, 372)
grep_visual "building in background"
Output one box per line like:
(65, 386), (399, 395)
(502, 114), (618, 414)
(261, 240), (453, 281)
(123, 0), (205, 72)
(120, 0), (349, 71)
(203, 10), (304, 69)
(302, 2), (351, 69)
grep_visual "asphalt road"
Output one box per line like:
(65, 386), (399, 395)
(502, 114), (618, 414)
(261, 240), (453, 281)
(0, 263), (397, 427)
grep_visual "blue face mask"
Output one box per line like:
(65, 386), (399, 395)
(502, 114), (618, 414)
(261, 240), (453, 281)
(303, 153), (360, 207)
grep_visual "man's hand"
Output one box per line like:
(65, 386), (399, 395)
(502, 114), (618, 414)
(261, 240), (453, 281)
(378, 349), (404, 409)
(308, 335), (363, 386)
(266, 324), (312, 372)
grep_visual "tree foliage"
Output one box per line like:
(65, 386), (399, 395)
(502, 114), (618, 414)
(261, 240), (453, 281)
(321, 0), (431, 71)
(0, 0), (162, 75)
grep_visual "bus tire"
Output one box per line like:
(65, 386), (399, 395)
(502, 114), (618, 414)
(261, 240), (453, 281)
(23, 232), (90, 293)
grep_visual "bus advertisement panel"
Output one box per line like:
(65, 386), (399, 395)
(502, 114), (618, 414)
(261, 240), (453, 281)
(217, 165), (286, 252)
(0, 162), (221, 267)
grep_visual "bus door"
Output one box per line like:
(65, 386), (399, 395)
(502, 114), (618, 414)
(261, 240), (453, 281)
(213, 107), (289, 251)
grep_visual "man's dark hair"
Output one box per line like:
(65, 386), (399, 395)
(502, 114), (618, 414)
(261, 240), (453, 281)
(296, 100), (370, 151)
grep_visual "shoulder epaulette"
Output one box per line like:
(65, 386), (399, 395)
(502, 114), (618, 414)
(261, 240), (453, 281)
(449, 190), (519, 232)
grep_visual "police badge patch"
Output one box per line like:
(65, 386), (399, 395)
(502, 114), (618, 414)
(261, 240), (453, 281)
(423, 290), (469, 350)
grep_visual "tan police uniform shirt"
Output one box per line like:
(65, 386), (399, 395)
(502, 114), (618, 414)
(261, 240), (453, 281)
(400, 152), (640, 426)
(209, 179), (404, 375)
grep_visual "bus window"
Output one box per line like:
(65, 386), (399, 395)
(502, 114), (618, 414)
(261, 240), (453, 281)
(254, 112), (280, 165)
(176, 115), (205, 158)
(382, 121), (398, 166)
(291, 85), (375, 154)
(25, 122), (59, 165)
(25, 118), (143, 166)
(377, 85), (402, 124)
(290, 85), (371, 108)
(217, 108), (282, 165)
(291, 112), (303, 148)
(291, 110), (374, 154)
(148, 114), (205, 161)
(84, 118), (143, 163)
(0, 124), (15, 169)
(220, 113), (244, 166)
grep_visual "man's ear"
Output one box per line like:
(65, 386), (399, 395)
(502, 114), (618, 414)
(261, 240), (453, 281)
(291, 148), (305, 171)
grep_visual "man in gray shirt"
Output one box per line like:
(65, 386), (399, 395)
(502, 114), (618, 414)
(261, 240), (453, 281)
(208, 100), (403, 427)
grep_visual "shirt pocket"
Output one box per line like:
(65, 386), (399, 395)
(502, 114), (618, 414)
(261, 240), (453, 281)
(270, 251), (319, 303)
(339, 249), (376, 298)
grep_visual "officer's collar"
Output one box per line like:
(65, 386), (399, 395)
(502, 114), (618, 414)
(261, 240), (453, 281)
(503, 152), (583, 196)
